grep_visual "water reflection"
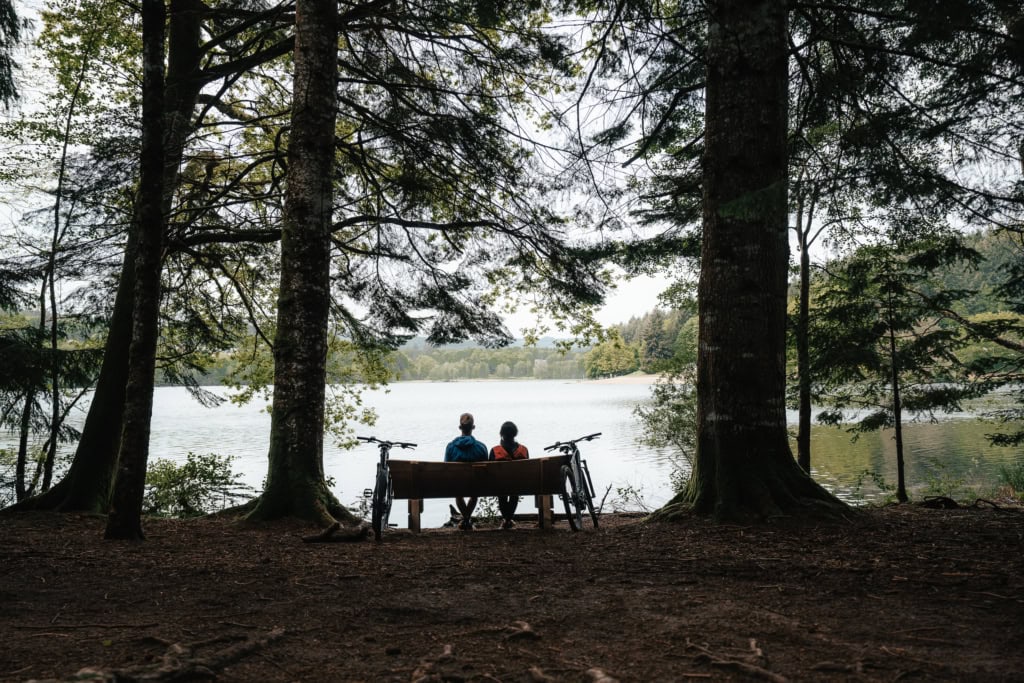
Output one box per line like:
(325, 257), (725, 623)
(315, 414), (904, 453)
(807, 419), (1022, 503)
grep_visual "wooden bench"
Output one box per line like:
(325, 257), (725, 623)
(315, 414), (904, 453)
(388, 456), (567, 532)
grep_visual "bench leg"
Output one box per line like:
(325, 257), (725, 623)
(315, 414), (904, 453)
(535, 495), (552, 529)
(408, 499), (422, 533)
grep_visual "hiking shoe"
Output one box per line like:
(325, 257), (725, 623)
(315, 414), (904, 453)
(501, 519), (516, 530)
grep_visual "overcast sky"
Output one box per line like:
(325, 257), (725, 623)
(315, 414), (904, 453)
(501, 271), (671, 336)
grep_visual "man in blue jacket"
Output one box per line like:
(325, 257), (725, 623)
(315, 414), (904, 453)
(445, 412), (488, 530)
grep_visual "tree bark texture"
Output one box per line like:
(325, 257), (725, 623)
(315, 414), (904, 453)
(671, 0), (844, 521)
(104, 0), (167, 540)
(247, 0), (344, 524)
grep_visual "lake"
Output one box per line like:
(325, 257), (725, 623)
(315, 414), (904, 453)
(7, 379), (1023, 526)
(142, 379), (1023, 527)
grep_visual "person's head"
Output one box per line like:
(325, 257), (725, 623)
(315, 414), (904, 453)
(459, 412), (475, 435)
(499, 421), (518, 442)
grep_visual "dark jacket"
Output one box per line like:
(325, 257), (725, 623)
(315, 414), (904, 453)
(444, 435), (488, 462)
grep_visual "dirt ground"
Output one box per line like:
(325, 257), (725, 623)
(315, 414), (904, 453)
(1, 505), (1022, 683)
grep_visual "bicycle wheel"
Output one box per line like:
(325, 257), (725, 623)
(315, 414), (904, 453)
(371, 465), (391, 541)
(560, 464), (582, 531)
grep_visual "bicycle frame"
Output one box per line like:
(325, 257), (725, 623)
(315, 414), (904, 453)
(543, 432), (600, 530)
(357, 436), (416, 541)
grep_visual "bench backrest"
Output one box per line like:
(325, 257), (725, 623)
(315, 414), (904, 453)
(389, 456), (566, 498)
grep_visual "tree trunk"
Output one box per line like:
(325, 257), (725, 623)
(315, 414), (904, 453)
(888, 319), (908, 503)
(654, 0), (845, 522)
(44, 43), (92, 494)
(6, 0), (207, 515)
(796, 204), (812, 474)
(246, 0), (352, 525)
(15, 391), (33, 500)
(105, 0), (167, 541)
(17, 277), (51, 500)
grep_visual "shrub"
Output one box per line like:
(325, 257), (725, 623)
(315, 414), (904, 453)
(144, 452), (255, 518)
(998, 461), (1024, 499)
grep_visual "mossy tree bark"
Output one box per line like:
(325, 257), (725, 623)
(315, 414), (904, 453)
(246, 0), (354, 526)
(654, 0), (846, 523)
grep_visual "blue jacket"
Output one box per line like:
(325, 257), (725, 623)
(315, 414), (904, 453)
(445, 435), (488, 462)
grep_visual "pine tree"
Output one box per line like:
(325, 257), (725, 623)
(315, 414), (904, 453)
(808, 235), (985, 502)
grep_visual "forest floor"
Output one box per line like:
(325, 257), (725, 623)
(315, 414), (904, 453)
(2, 505), (1023, 683)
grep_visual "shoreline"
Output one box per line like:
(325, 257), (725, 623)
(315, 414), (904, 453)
(391, 373), (660, 386)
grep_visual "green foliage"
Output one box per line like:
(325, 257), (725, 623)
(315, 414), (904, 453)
(633, 368), (697, 478)
(583, 330), (639, 378)
(848, 469), (897, 505)
(934, 232), (1024, 315)
(794, 227), (1024, 452)
(224, 333), (390, 449)
(0, 0), (20, 108)
(0, 309), (104, 501)
(143, 452), (255, 518)
(395, 342), (587, 381)
(608, 483), (652, 513)
(998, 461), (1024, 498)
(0, 447), (17, 508)
(921, 460), (970, 502)
(808, 236), (984, 432)
(628, 295), (698, 493)
(473, 497), (501, 525)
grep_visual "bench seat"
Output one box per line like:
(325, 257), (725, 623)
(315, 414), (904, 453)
(387, 456), (566, 532)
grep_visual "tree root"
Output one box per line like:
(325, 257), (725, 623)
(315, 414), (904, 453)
(919, 496), (960, 509)
(301, 522), (371, 543)
(410, 643), (457, 683)
(26, 628), (284, 682)
(919, 497), (1010, 511)
(686, 639), (788, 683)
(503, 620), (540, 641)
(209, 498), (259, 518)
(646, 498), (691, 523)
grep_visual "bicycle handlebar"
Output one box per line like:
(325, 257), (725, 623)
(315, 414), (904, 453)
(543, 432), (601, 452)
(357, 436), (417, 449)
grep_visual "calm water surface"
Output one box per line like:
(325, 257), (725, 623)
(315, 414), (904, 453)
(143, 380), (1024, 527)
(149, 380), (671, 527)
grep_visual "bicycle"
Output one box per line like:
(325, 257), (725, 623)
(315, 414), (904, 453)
(543, 432), (600, 531)
(357, 436), (416, 541)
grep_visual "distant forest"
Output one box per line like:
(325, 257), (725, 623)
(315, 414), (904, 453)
(391, 301), (691, 381)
